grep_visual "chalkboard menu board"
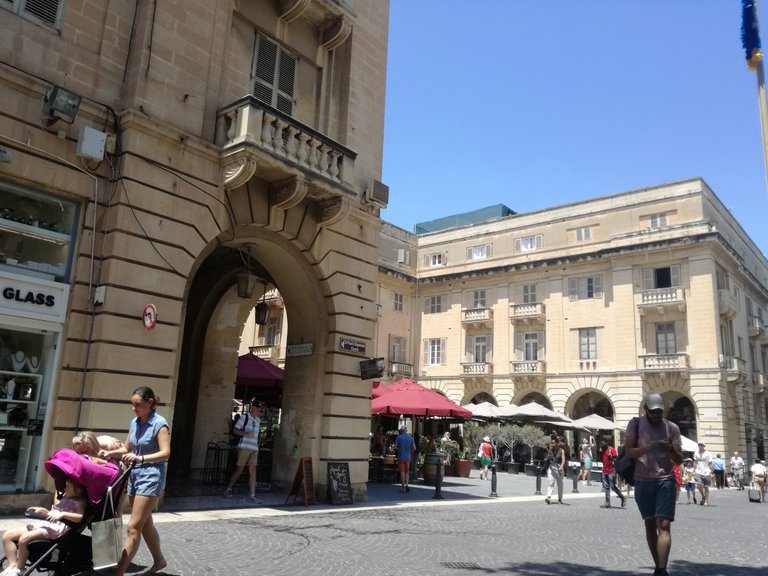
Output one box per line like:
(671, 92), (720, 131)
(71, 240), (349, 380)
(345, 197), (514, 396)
(327, 462), (352, 505)
(285, 457), (315, 505)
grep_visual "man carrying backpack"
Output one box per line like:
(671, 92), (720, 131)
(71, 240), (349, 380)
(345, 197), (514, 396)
(224, 401), (263, 503)
(624, 393), (683, 576)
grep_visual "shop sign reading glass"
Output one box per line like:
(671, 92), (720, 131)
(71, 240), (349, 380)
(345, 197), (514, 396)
(0, 271), (69, 323)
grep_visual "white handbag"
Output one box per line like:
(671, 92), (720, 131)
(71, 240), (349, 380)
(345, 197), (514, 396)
(91, 486), (123, 569)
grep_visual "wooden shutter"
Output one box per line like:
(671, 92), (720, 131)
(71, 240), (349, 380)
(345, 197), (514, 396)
(253, 34), (296, 115)
(670, 264), (681, 287)
(536, 331), (545, 359)
(535, 234), (543, 249)
(514, 332), (524, 360)
(593, 275), (603, 298)
(642, 268), (654, 290)
(466, 247), (473, 260)
(23, 0), (61, 27)
(440, 337), (447, 365)
(486, 243), (492, 257)
(568, 278), (579, 301)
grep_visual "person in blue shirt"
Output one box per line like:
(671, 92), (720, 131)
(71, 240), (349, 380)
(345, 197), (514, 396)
(394, 426), (415, 493)
(712, 454), (727, 489)
(102, 386), (170, 576)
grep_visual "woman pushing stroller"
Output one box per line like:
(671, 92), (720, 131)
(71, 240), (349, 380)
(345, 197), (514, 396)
(101, 386), (170, 576)
(1, 477), (86, 576)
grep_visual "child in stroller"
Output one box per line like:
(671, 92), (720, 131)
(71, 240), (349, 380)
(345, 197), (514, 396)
(1, 448), (126, 576)
(1, 478), (87, 576)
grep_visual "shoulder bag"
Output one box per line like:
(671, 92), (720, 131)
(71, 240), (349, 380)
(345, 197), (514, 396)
(615, 418), (639, 486)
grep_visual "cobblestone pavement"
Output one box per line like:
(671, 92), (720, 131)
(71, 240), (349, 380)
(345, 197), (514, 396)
(3, 473), (767, 575)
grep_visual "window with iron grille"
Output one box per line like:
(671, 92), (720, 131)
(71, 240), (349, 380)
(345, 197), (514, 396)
(252, 33), (296, 115)
(1, 0), (65, 30)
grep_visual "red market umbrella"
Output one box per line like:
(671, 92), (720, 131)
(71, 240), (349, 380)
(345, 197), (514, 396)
(235, 353), (284, 406)
(371, 379), (472, 417)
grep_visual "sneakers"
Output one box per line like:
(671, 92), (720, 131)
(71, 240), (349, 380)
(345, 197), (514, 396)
(600, 502), (611, 508)
(247, 495), (259, 504)
(223, 488), (233, 498)
(620, 497), (627, 508)
(545, 496), (551, 504)
(1, 568), (21, 576)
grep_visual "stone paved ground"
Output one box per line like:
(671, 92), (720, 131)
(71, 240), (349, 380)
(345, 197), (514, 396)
(3, 473), (766, 575)
(139, 480), (766, 576)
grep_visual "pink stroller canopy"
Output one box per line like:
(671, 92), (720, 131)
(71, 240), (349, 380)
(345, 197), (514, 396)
(44, 448), (120, 505)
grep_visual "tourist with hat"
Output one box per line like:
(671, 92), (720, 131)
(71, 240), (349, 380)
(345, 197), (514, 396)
(623, 393), (683, 576)
(478, 435), (494, 480)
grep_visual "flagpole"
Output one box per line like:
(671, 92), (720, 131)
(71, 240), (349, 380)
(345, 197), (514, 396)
(755, 56), (768, 191)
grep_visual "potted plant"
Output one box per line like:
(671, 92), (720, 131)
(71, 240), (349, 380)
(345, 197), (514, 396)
(515, 424), (551, 476)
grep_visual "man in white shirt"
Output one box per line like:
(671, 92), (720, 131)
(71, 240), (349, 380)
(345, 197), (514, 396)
(750, 459), (766, 502)
(693, 442), (713, 506)
(730, 451), (745, 490)
(224, 401), (263, 503)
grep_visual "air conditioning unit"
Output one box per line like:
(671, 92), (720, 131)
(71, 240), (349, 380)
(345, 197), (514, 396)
(363, 179), (389, 207)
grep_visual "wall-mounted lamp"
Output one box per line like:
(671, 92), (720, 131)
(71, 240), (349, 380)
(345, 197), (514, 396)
(254, 282), (270, 325)
(43, 85), (81, 126)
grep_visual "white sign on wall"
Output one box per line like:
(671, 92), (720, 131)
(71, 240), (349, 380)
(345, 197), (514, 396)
(0, 271), (69, 324)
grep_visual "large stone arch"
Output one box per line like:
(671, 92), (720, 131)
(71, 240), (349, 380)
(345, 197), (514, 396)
(169, 175), (381, 498)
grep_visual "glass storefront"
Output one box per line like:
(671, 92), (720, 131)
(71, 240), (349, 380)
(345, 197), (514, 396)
(0, 326), (55, 491)
(0, 178), (78, 283)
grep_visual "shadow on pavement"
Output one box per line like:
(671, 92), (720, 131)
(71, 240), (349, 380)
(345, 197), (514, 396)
(485, 560), (764, 575)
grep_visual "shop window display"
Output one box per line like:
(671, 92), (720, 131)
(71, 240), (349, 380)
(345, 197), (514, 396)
(0, 179), (79, 283)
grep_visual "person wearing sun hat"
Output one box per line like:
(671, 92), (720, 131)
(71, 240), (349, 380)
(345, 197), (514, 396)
(478, 436), (494, 480)
(623, 393), (683, 576)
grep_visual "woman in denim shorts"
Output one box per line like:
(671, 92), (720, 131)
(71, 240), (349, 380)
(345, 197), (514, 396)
(102, 386), (170, 576)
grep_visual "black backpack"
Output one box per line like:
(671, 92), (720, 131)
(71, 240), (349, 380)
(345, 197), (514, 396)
(230, 412), (250, 447)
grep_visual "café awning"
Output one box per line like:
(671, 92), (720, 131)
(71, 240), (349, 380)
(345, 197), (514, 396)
(371, 379), (472, 418)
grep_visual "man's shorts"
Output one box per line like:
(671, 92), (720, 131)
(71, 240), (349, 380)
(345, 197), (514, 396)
(694, 473), (711, 487)
(236, 448), (259, 467)
(127, 464), (165, 497)
(634, 478), (676, 521)
(397, 460), (410, 473)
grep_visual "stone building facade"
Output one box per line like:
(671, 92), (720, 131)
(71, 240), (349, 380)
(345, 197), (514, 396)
(376, 180), (768, 464)
(0, 0), (390, 507)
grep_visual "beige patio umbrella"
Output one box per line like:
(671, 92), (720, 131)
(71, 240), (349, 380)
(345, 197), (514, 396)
(571, 414), (622, 431)
(498, 401), (573, 423)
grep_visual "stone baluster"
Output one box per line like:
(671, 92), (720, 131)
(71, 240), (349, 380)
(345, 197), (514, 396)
(285, 126), (298, 160)
(273, 119), (287, 154)
(328, 150), (340, 180)
(307, 138), (320, 170)
(297, 133), (310, 165)
(261, 112), (275, 149)
(318, 144), (329, 175)
(226, 109), (238, 141)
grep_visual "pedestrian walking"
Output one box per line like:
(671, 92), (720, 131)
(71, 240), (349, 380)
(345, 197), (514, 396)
(478, 436), (494, 480)
(578, 436), (594, 486)
(682, 458), (696, 504)
(599, 439), (626, 508)
(394, 426), (415, 493)
(750, 459), (766, 502)
(623, 393), (683, 576)
(712, 454), (726, 489)
(101, 386), (170, 576)
(693, 442), (713, 506)
(544, 437), (566, 504)
(730, 451), (745, 490)
(223, 401), (262, 502)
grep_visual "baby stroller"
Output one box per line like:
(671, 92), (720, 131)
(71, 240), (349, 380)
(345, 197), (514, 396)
(2, 449), (131, 576)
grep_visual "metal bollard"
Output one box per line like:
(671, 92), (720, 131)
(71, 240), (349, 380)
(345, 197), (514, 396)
(490, 462), (499, 497)
(572, 466), (580, 493)
(535, 466), (542, 495)
(433, 456), (444, 499)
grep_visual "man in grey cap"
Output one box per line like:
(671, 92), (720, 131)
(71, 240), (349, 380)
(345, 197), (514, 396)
(624, 393), (683, 576)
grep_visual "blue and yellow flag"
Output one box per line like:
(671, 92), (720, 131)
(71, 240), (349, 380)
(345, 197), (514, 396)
(742, 0), (763, 70)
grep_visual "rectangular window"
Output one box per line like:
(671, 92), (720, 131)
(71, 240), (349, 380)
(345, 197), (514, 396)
(425, 296), (443, 314)
(258, 312), (282, 346)
(423, 338), (447, 366)
(515, 234), (543, 252)
(579, 328), (597, 360)
(575, 226), (592, 242)
(466, 335), (492, 363)
(466, 244), (492, 260)
(424, 252), (446, 267)
(252, 34), (297, 115)
(648, 213), (668, 229)
(642, 264), (681, 289)
(514, 331), (545, 361)
(473, 290), (486, 308)
(389, 335), (406, 363)
(522, 283), (537, 304)
(656, 322), (676, 355)
(2, 0), (64, 29)
(568, 276), (604, 301)
(394, 293), (403, 313)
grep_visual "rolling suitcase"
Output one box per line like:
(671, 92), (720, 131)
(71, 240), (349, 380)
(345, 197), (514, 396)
(748, 482), (761, 503)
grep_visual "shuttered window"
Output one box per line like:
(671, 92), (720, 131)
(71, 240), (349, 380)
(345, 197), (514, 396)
(252, 34), (296, 116)
(568, 275), (603, 301)
(514, 331), (545, 361)
(514, 234), (543, 252)
(424, 296), (443, 314)
(579, 328), (597, 360)
(466, 244), (492, 260)
(2, 0), (64, 29)
(423, 338), (447, 366)
(642, 264), (681, 290)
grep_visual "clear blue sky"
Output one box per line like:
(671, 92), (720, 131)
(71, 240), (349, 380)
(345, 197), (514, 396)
(381, 1), (768, 253)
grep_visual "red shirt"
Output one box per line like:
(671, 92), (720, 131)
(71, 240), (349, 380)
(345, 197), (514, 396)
(602, 446), (617, 474)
